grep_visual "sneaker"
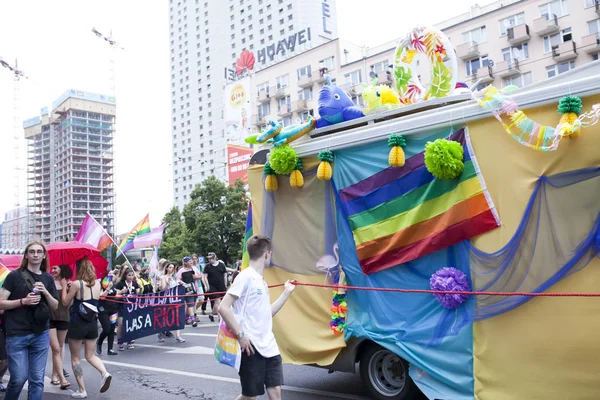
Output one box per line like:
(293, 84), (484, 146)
(96, 342), (102, 356)
(175, 336), (186, 343)
(127, 342), (135, 350)
(118, 344), (125, 351)
(208, 315), (215, 322)
(107, 350), (118, 356)
(157, 333), (165, 342)
(64, 369), (70, 378)
(195, 315), (201, 323)
(71, 391), (87, 399)
(100, 373), (112, 393)
(165, 331), (174, 337)
(192, 321), (198, 327)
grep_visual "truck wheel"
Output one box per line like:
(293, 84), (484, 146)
(359, 343), (415, 400)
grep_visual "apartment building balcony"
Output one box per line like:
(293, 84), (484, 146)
(582, 33), (600, 54)
(257, 90), (270, 103)
(457, 41), (480, 60)
(596, 0), (600, 16)
(271, 86), (288, 99)
(278, 104), (293, 117)
(291, 100), (308, 112)
(533, 14), (560, 36)
(377, 71), (393, 85)
(497, 59), (521, 78)
(343, 83), (364, 96)
(252, 114), (270, 127)
(552, 41), (578, 62)
(315, 68), (329, 84)
(469, 66), (494, 86)
(507, 24), (531, 45)
(298, 74), (314, 88)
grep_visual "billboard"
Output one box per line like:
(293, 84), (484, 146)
(227, 144), (253, 185)
(224, 77), (252, 143)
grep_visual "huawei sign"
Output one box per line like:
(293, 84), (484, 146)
(235, 50), (255, 75)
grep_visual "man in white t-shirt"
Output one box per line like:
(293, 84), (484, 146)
(218, 235), (295, 400)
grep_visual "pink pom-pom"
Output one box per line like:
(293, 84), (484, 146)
(500, 98), (519, 115)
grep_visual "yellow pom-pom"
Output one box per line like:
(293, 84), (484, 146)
(289, 170), (304, 188)
(265, 174), (278, 191)
(388, 146), (405, 167)
(317, 161), (332, 180)
(559, 112), (580, 138)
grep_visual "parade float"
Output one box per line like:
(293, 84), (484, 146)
(242, 26), (600, 400)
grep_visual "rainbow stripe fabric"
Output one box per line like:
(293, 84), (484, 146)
(214, 320), (241, 370)
(241, 203), (253, 270)
(117, 214), (151, 254)
(338, 129), (500, 274)
(0, 263), (10, 288)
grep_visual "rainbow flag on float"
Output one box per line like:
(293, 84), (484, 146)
(241, 203), (253, 270)
(338, 129), (500, 274)
(117, 214), (151, 255)
(74, 213), (113, 252)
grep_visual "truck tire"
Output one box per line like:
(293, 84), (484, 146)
(359, 343), (415, 400)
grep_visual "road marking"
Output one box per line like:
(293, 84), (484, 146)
(182, 332), (217, 337)
(102, 360), (369, 400)
(134, 343), (214, 355)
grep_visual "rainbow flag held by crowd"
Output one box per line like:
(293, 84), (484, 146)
(74, 213), (113, 252)
(241, 202), (253, 270)
(0, 263), (10, 288)
(117, 214), (151, 255)
(338, 129), (500, 274)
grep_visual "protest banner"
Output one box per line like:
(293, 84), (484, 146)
(121, 285), (186, 342)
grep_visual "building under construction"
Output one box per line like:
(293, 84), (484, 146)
(24, 90), (116, 243)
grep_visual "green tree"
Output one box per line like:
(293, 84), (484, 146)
(160, 206), (191, 262)
(183, 176), (247, 265)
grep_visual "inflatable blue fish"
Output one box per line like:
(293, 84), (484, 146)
(316, 76), (364, 129)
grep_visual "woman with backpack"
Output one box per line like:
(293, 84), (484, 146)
(61, 259), (111, 399)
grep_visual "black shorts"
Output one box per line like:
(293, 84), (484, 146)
(239, 350), (283, 397)
(0, 329), (6, 360)
(207, 292), (223, 301)
(50, 320), (69, 331)
(68, 321), (99, 341)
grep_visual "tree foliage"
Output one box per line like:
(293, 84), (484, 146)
(161, 176), (247, 265)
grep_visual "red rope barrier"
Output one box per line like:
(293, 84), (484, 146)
(99, 281), (600, 304)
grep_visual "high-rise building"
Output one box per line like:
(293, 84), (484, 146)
(169, 0), (338, 209)
(0, 206), (29, 250)
(24, 90), (116, 243)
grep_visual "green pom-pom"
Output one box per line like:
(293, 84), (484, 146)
(269, 145), (297, 175)
(294, 158), (303, 171)
(388, 133), (406, 148)
(424, 139), (464, 180)
(263, 163), (276, 176)
(558, 96), (582, 115)
(318, 150), (334, 163)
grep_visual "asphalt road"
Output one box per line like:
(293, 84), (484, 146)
(1, 315), (372, 400)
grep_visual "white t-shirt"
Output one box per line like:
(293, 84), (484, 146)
(227, 267), (279, 358)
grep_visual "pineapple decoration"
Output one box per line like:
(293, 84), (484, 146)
(289, 158), (304, 188)
(264, 163), (278, 192)
(317, 150), (334, 181)
(558, 95), (583, 138)
(388, 133), (407, 167)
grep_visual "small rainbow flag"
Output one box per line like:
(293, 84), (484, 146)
(241, 203), (253, 270)
(109, 313), (118, 324)
(0, 263), (10, 288)
(338, 129), (500, 274)
(117, 214), (151, 255)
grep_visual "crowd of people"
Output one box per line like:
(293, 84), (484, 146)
(0, 241), (242, 399)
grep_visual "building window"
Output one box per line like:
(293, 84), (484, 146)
(465, 56), (489, 76)
(543, 28), (572, 53)
(539, 0), (569, 18)
(280, 29), (284, 35)
(585, 0), (598, 8)
(371, 60), (389, 74)
(258, 103), (271, 118)
(501, 43), (529, 61)
(350, 95), (365, 107)
(546, 61), (575, 77)
(499, 12), (525, 36)
(279, 116), (292, 127)
(344, 70), (362, 86)
(298, 88), (313, 101)
(276, 74), (289, 88)
(319, 56), (335, 71)
(297, 65), (311, 80)
(588, 19), (600, 35)
(504, 72), (532, 88)
(257, 82), (269, 96)
(593, 53), (599, 61)
(462, 26), (487, 44)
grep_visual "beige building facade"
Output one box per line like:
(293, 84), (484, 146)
(249, 0), (600, 130)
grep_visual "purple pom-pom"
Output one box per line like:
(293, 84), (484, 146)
(430, 267), (470, 309)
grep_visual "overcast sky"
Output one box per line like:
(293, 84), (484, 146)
(0, 0), (485, 235)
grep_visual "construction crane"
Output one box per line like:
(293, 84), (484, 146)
(0, 57), (27, 246)
(91, 27), (123, 96)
